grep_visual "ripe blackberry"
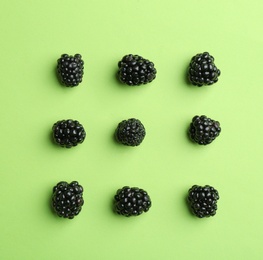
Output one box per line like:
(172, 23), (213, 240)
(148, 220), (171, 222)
(57, 54), (84, 87)
(52, 119), (86, 148)
(188, 52), (220, 86)
(52, 181), (84, 219)
(117, 54), (157, 86)
(115, 118), (146, 146)
(187, 185), (219, 218)
(189, 115), (221, 145)
(114, 186), (152, 217)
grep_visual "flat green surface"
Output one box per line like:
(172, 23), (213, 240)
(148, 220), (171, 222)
(1, 0), (263, 259)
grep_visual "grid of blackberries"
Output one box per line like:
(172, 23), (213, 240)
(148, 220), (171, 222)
(49, 52), (223, 220)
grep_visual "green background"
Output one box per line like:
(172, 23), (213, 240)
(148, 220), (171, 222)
(1, 0), (262, 259)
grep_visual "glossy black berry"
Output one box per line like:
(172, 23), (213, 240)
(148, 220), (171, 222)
(188, 52), (220, 86)
(52, 181), (84, 219)
(114, 186), (152, 217)
(52, 119), (86, 148)
(187, 185), (219, 218)
(57, 54), (84, 87)
(117, 54), (157, 86)
(189, 115), (221, 145)
(115, 118), (146, 146)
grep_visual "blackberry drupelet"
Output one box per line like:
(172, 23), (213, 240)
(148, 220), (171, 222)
(189, 115), (221, 145)
(115, 118), (146, 146)
(117, 54), (157, 86)
(187, 185), (219, 218)
(52, 119), (86, 148)
(52, 181), (84, 219)
(57, 54), (84, 87)
(114, 186), (152, 217)
(188, 52), (220, 86)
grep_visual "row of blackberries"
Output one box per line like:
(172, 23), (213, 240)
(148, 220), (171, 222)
(52, 181), (220, 219)
(52, 116), (221, 148)
(57, 52), (220, 87)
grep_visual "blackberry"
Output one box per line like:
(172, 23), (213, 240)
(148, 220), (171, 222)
(117, 54), (157, 86)
(187, 185), (219, 218)
(57, 54), (84, 87)
(115, 118), (146, 146)
(188, 52), (220, 86)
(114, 186), (152, 217)
(52, 181), (84, 219)
(52, 119), (86, 148)
(189, 115), (221, 145)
